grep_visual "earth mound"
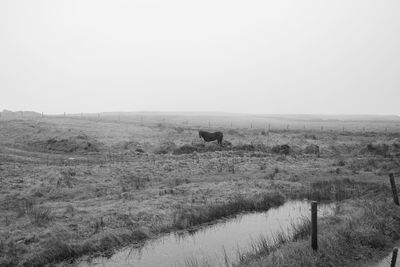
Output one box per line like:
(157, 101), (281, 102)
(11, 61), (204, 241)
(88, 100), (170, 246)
(29, 134), (102, 153)
(271, 144), (291, 155)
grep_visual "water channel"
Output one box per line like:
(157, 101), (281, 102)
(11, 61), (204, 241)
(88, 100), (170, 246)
(78, 200), (334, 267)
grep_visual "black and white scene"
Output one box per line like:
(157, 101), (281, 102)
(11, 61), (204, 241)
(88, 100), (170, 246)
(1, 1), (400, 266)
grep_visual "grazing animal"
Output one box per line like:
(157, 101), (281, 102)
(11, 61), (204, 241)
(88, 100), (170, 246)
(199, 130), (223, 145)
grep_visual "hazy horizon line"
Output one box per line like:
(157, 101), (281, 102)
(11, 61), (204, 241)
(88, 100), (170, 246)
(2, 109), (399, 118)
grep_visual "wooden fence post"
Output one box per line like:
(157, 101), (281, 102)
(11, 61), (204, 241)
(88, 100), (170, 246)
(390, 173), (399, 205)
(311, 201), (318, 251)
(391, 247), (398, 267)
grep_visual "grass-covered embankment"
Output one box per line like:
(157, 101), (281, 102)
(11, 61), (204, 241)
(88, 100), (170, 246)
(0, 192), (286, 267)
(236, 196), (400, 267)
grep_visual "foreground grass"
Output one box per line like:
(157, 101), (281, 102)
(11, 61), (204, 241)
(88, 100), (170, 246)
(0, 179), (384, 266)
(236, 198), (400, 267)
(0, 192), (285, 267)
(1, 118), (399, 266)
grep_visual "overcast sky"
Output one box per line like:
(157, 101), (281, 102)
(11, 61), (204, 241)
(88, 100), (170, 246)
(1, 0), (399, 115)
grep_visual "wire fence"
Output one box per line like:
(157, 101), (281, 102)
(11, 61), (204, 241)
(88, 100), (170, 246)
(1, 111), (399, 133)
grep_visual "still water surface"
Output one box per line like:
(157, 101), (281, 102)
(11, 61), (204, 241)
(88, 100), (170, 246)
(79, 200), (334, 267)
(375, 246), (400, 267)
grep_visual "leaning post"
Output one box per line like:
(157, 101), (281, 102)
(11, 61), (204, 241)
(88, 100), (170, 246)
(390, 173), (399, 205)
(311, 201), (318, 251)
(391, 247), (398, 267)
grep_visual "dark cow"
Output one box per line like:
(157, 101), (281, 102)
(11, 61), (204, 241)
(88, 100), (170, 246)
(198, 130), (223, 145)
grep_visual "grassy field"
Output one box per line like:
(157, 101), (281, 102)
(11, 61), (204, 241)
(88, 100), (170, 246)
(0, 113), (400, 266)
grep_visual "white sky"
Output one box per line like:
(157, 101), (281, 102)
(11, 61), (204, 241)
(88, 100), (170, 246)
(1, 0), (399, 115)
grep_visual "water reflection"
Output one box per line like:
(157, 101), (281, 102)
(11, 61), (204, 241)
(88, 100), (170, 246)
(79, 201), (334, 267)
(375, 248), (400, 267)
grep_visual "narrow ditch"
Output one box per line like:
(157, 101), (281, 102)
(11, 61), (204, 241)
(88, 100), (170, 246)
(77, 200), (334, 267)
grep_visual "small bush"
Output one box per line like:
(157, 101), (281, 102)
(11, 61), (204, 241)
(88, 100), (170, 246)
(272, 144), (290, 155)
(365, 143), (390, 157)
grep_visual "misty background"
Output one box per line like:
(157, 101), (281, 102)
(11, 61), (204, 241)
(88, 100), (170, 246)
(1, 0), (399, 115)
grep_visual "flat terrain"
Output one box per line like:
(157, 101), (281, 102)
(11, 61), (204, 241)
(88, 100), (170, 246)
(1, 113), (400, 266)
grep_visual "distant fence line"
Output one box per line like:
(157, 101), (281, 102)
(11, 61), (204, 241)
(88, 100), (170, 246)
(0, 111), (398, 133)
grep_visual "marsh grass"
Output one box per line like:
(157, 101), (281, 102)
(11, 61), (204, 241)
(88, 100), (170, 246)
(0, 239), (20, 267)
(287, 178), (374, 202)
(17, 228), (151, 267)
(173, 192), (285, 229)
(183, 217), (313, 267)
(15, 198), (35, 218)
(27, 205), (53, 226)
(235, 199), (400, 267)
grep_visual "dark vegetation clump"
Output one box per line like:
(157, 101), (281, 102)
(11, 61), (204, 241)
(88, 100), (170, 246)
(364, 143), (390, 157)
(359, 141), (400, 159)
(271, 144), (291, 155)
(303, 144), (320, 155)
(304, 134), (317, 140)
(29, 134), (102, 153)
(173, 142), (269, 155)
(333, 159), (346, 166)
(301, 179), (384, 202)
